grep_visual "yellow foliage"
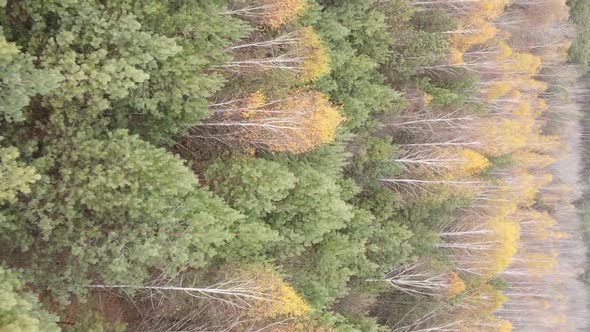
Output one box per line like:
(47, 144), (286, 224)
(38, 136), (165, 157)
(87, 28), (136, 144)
(530, 134), (561, 154)
(509, 89), (522, 100)
(520, 252), (558, 274)
(448, 149), (490, 178)
(528, 79), (548, 92)
(296, 27), (331, 81)
(497, 41), (513, 60)
(242, 90), (344, 154)
(484, 81), (514, 100)
(447, 272), (466, 298)
(242, 90), (267, 118)
(512, 101), (531, 117)
(557, 39), (573, 60)
(259, 0), (308, 28)
(479, 0), (511, 20)
(487, 218), (519, 275)
(497, 319), (513, 332)
(241, 266), (311, 319)
(449, 49), (464, 65)
(502, 52), (542, 77)
(451, 18), (497, 50)
(536, 98), (549, 114)
(475, 118), (530, 156)
(511, 150), (556, 169)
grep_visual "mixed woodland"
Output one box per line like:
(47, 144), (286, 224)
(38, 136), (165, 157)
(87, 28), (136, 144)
(1, 0), (590, 331)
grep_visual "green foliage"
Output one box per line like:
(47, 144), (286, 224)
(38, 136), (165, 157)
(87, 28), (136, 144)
(488, 276), (509, 291)
(268, 163), (354, 254)
(206, 158), (297, 219)
(286, 232), (368, 308)
(0, 146), (40, 204)
(384, 31), (448, 83)
(377, 0), (415, 34)
(205, 158), (295, 259)
(410, 9), (459, 33)
(304, 0), (400, 129)
(1, 130), (243, 303)
(481, 154), (513, 178)
(316, 0), (392, 63)
(0, 266), (60, 332)
(417, 73), (478, 108)
(0, 29), (61, 123)
(568, 0), (590, 70)
(1, 0), (567, 328)
(348, 137), (402, 188)
(1, 0), (248, 143)
(365, 222), (414, 273)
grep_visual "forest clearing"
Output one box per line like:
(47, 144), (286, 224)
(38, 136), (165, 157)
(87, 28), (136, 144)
(1, 0), (590, 331)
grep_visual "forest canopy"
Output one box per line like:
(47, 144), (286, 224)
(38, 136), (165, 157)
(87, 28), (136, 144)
(0, 0), (589, 331)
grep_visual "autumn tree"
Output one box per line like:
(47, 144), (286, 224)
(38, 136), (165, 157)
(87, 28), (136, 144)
(371, 261), (465, 298)
(90, 265), (310, 331)
(193, 90), (344, 154)
(222, 0), (308, 28)
(222, 27), (330, 82)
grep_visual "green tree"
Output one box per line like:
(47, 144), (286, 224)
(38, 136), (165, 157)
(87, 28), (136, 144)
(286, 232), (369, 308)
(0, 266), (60, 332)
(303, 0), (401, 129)
(0, 146), (40, 204)
(0, 130), (243, 303)
(384, 30), (448, 82)
(267, 163), (354, 255)
(0, 28), (60, 123)
(1, 0), (248, 143)
(206, 158), (297, 219)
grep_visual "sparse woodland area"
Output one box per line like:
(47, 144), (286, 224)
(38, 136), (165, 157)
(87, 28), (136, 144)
(1, 0), (589, 331)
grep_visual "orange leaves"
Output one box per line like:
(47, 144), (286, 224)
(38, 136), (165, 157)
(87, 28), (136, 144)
(223, 0), (308, 29)
(202, 90), (343, 154)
